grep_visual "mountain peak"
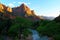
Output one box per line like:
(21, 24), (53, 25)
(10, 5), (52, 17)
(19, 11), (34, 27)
(20, 3), (27, 7)
(21, 3), (25, 6)
(13, 3), (34, 16)
(20, 3), (29, 9)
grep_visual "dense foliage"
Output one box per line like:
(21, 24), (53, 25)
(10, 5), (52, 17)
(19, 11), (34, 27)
(0, 16), (33, 40)
(37, 20), (60, 40)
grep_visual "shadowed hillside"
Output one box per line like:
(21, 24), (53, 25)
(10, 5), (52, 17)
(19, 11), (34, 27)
(54, 15), (60, 22)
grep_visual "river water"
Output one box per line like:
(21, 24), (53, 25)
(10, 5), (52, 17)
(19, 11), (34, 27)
(30, 29), (49, 40)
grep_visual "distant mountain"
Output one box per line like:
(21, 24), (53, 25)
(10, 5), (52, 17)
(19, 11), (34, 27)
(12, 4), (35, 16)
(12, 3), (42, 21)
(40, 16), (55, 20)
(0, 3), (42, 21)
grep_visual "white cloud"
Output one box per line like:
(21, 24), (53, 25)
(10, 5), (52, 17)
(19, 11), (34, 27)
(18, 2), (22, 4)
(18, 2), (31, 5)
(7, 1), (31, 7)
(8, 3), (15, 7)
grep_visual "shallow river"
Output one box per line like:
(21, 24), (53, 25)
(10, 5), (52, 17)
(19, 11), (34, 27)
(30, 29), (49, 40)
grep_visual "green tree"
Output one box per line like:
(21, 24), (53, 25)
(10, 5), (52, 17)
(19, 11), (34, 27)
(8, 17), (32, 39)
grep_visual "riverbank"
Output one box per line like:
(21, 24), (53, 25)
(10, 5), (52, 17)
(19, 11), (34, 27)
(0, 34), (33, 40)
(0, 29), (54, 40)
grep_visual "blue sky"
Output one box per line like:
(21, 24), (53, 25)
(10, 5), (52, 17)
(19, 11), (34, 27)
(0, 0), (60, 17)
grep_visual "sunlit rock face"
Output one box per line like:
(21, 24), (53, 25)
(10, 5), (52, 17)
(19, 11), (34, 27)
(31, 10), (36, 16)
(0, 3), (12, 13)
(12, 3), (34, 16)
(20, 4), (32, 16)
(0, 3), (14, 19)
(0, 4), (4, 9)
(7, 7), (12, 12)
(0, 4), (7, 12)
